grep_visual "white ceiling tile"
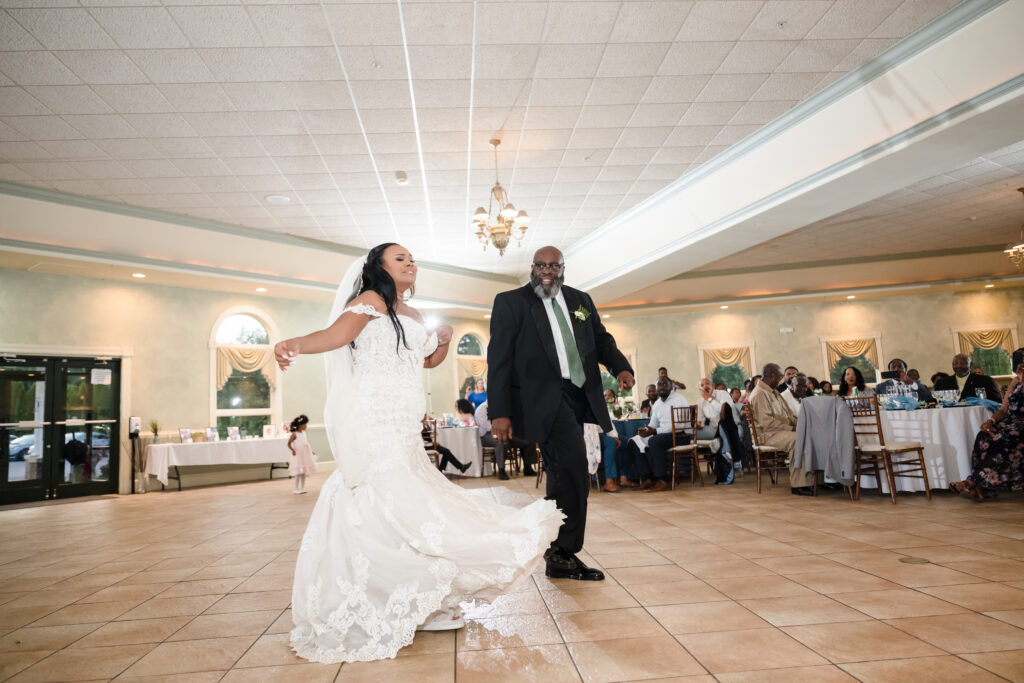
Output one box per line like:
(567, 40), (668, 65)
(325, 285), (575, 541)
(664, 125), (720, 146)
(776, 39), (859, 72)
(348, 79), (413, 109)
(610, 2), (692, 42)
(534, 44), (604, 79)
(628, 102), (686, 127)
(122, 113), (196, 138)
(0, 119), (25, 141)
(0, 162), (35, 180)
(182, 112), (249, 137)
(567, 127), (622, 150)
(55, 50), (147, 84)
(148, 136), (213, 158)
(287, 173), (336, 191)
(476, 2), (548, 44)
(202, 135), (261, 157)
(729, 99), (796, 125)
(805, 0), (902, 39)
(69, 159), (130, 179)
(24, 85), (112, 115)
(832, 37), (900, 71)
(577, 104), (634, 129)
(414, 78), (472, 108)
(222, 156), (279, 176)
(750, 71), (825, 100)
(522, 106), (582, 130)
(407, 45), (471, 80)
(401, 2), (473, 45)
(120, 158), (182, 177)
(8, 8), (116, 50)
(62, 113), (138, 138)
(271, 47), (346, 82)
(0, 86), (50, 115)
(90, 7), (189, 49)
(585, 77), (651, 107)
(543, 1), (620, 43)
(741, 1), (832, 40)
(617, 125), (673, 148)
(16, 161), (84, 180)
(126, 49), (216, 83)
(165, 5), (262, 47)
(0, 12), (43, 50)
(192, 175), (246, 194)
(198, 48), (281, 83)
(4, 114), (83, 140)
(639, 163), (689, 180)
(287, 81), (353, 110)
(678, 101), (742, 125)
(323, 3), (402, 46)
(475, 44), (542, 80)
(48, 178), (105, 194)
(0, 51), (81, 85)
(92, 84), (174, 114)
(259, 134), (318, 157)
(709, 124), (759, 146)
(597, 43), (670, 78)
(157, 83), (236, 113)
(99, 178), (150, 195)
(607, 147), (658, 166)
(658, 41), (734, 76)
(695, 73), (767, 102)
(718, 40), (797, 74)
(241, 111), (307, 136)
(219, 82), (293, 113)
(246, 4), (332, 47)
(0, 141), (50, 160)
(676, 1), (761, 41)
(651, 146), (703, 164)
(871, 0), (960, 38)
(171, 157), (231, 177)
(641, 75), (709, 104)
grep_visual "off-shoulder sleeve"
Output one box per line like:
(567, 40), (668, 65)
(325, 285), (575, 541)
(341, 303), (384, 317)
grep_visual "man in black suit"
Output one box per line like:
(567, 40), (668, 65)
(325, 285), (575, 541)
(487, 246), (634, 582)
(933, 353), (1001, 401)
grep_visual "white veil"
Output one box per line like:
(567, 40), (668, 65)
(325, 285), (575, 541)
(323, 255), (369, 485)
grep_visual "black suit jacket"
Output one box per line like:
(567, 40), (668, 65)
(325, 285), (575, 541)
(933, 373), (1001, 402)
(487, 284), (633, 443)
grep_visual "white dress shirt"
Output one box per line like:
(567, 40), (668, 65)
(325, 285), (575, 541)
(540, 288), (575, 380)
(647, 392), (690, 434)
(780, 387), (801, 416)
(474, 401), (490, 437)
(696, 394), (723, 430)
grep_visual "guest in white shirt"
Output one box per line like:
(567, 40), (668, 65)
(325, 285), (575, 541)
(780, 373), (811, 416)
(696, 378), (724, 443)
(627, 376), (689, 492)
(475, 400), (536, 480)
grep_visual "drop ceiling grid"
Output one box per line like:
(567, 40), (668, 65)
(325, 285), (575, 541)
(0, 0), (965, 274)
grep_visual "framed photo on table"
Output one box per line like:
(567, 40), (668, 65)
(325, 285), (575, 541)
(262, 425), (276, 438)
(227, 426), (241, 441)
(178, 428), (193, 443)
(206, 427), (219, 442)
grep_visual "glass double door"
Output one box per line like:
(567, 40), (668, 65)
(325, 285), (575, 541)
(0, 355), (121, 505)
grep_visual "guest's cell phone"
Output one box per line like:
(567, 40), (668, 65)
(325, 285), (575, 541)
(880, 371), (900, 380)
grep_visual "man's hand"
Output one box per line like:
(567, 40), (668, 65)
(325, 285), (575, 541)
(700, 384), (713, 400)
(491, 417), (513, 443)
(638, 426), (654, 437)
(617, 370), (635, 392)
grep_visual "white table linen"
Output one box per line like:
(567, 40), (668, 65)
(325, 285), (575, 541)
(144, 437), (291, 486)
(437, 426), (485, 477)
(858, 406), (987, 492)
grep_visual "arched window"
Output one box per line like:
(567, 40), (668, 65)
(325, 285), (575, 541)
(211, 309), (279, 439)
(455, 333), (486, 399)
(457, 333), (484, 356)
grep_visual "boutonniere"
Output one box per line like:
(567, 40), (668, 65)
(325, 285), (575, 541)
(573, 305), (590, 322)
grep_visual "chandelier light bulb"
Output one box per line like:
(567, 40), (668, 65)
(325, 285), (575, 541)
(515, 210), (530, 224)
(500, 203), (516, 219)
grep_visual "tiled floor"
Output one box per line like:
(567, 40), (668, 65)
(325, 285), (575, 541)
(2, 471), (1024, 682)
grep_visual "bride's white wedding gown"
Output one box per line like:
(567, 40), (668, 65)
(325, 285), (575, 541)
(290, 305), (564, 664)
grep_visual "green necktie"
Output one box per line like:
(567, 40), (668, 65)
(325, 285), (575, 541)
(551, 302), (586, 388)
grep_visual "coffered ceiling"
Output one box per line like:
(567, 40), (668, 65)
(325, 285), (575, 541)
(0, 0), (965, 279)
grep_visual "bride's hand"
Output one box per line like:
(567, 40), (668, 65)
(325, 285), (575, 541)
(275, 339), (300, 370)
(436, 324), (454, 345)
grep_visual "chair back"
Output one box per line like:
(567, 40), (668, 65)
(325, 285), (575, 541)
(422, 418), (438, 448)
(842, 395), (885, 449)
(670, 405), (698, 448)
(742, 404), (763, 449)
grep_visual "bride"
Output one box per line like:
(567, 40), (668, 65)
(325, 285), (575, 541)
(273, 242), (563, 664)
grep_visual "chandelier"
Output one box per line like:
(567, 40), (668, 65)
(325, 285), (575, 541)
(1006, 187), (1024, 269)
(472, 139), (529, 256)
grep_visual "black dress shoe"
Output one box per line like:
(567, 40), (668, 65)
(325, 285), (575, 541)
(497, 470), (510, 480)
(544, 547), (605, 581)
(790, 486), (815, 497)
(523, 467), (537, 476)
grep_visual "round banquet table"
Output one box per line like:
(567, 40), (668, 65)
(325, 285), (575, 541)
(858, 405), (988, 492)
(436, 426), (485, 477)
(612, 417), (649, 481)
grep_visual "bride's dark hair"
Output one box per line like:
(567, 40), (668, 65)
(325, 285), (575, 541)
(347, 242), (410, 351)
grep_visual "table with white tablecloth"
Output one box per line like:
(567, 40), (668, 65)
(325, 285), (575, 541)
(144, 437), (291, 489)
(858, 405), (988, 492)
(436, 426), (486, 477)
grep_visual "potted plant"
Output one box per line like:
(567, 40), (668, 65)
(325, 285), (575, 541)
(149, 420), (160, 444)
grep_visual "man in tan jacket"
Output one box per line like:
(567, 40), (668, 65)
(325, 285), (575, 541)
(748, 363), (814, 496)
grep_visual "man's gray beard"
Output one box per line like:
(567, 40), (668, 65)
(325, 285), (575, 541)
(530, 273), (564, 299)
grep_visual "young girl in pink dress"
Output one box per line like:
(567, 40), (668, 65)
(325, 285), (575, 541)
(288, 414), (317, 494)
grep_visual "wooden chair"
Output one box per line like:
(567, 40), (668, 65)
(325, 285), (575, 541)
(482, 443), (522, 477)
(535, 445), (545, 489)
(422, 419), (440, 469)
(842, 395), (931, 504)
(668, 405), (703, 489)
(481, 445), (497, 476)
(742, 405), (789, 494)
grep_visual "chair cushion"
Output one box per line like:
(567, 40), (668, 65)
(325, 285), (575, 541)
(859, 441), (921, 453)
(668, 445), (696, 452)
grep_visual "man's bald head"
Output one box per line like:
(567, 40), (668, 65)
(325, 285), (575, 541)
(533, 245), (563, 264)
(761, 363), (782, 388)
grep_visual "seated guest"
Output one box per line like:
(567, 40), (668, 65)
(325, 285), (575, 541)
(933, 353), (1001, 401)
(837, 366), (872, 398)
(475, 400), (536, 480)
(715, 382), (728, 392)
(931, 371), (950, 388)
(629, 376), (688, 492)
(819, 380), (833, 395)
(972, 363), (984, 375)
(455, 398), (477, 426)
(640, 384), (657, 415)
(948, 352), (1024, 501)
(603, 389), (617, 408)
(465, 378), (487, 410)
(598, 399), (623, 492)
(748, 363), (810, 496)
(781, 373), (811, 416)
(696, 378), (724, 447)
(658, 366), (686, 391)
(730, 387), (742, 404)
(907, 369), (921, 384)
(421, 416), (470, 474)
(777, 366), (798, 392)
(875, 358), (934, 403)
(806, 376), (820, 394)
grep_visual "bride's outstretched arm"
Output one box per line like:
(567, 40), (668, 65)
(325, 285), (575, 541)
(273, 292), (382, 370)
(424, 324), (453, 369)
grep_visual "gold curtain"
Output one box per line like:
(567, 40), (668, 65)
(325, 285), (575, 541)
(958, 329), (1013, 355)
(703, 347), (752, 376)
(467, 359), (487, 378)
(825, 338), (878, 371)
(217, 346), (275, 391)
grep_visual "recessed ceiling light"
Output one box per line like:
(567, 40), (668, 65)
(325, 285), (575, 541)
(131, 273), (145, 278)
(846, 295), (856, 299)
(984, 284), (994, 288)
(265, 194), (291, 204)
(395, 171), (408, 185)
(255, 287), (267, 292)
(602, 314), (610, 319)
(720, 305), (728, 309)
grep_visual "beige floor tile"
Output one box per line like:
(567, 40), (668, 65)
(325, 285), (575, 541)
(866, 563), (989, 588)
(541, 585), (639, 613)
(235, 633), (307, 668)
(942, 558), (1024, 582)
(963, 540), (1024, 558)
(705, 575), (816, 601)
(839, 654), (1006, 682)
(884, 613), (1024, 653)
(122, 635), (257, 676)
(568, 635), (705, 682)
(116, 594), (220, 621)
(0, 650), (53, 680)
(117, 672), (226, 682)
(740, 594), (872, 627)
(395, 630), (454, 657)
(677, 628), (826, 673)
(607, 565), (696, 584)
(554, 607), (667, 643)
(588, 550), (671, 568)
(188, 564), (266, 581)
(627, 580), (729, 606)
(649, 601), (770, 634)
(919, 582), (1024, 611)
(462, 591), (548, 619)
(714, 665), (857, 682)
(658, 544), (743, 563)
(232, 574), (295, 593)
(157, 578), (244, 598)
(266, 609), (293, 635)
(456, 644), (577, 683)
(830, 589), (967, 619)
(985, 610), (1024, 628)
(8, 643), (155, 682)
(76, 583), (174, 604)
(722, 541), (805, 560)
(458, 613), (564, 650)
(961, 650), (1024, 681)
(221, 662), (341, 682)
(782, 620), (944, 662)
(167, 610), (279, 641)
(206, 590), (292, 614)
(751, 555), (847, 575)
(118, 569), (200, 586)
(896, 545), (999, 563)
(678, 559), (777, 580)
(0, 623), (98, 652)
(787, 568), (902, 594)
(32, 600), (139, 626)
(341, 652), (454, 682)
(71, 616), (190, 648)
